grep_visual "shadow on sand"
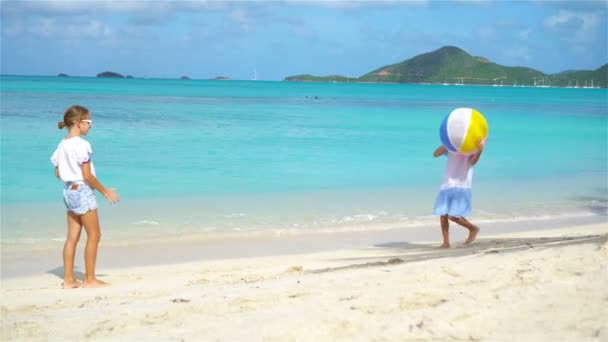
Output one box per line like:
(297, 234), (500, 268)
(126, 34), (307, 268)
(47, 266), (89, 280)
(308, 234), (607, 274)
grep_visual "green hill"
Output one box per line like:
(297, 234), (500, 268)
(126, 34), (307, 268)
(285, 46), (607, 87)
(549, 64), (607, 87)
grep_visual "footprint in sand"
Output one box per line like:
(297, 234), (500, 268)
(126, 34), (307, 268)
(399, 293), (448, 310)
(241, 275), (264, 283)
(287, 292), (310, 299)
(186, 278), (210, 286)
(8, 320), (40, 339)
(331, 320), (361, 337)
(285, 265), (304, 273)
(441, 266), (461, 277)
(227, 297), (257, 312)
(10, 304), (44, 314)
(142, 312), (170, 325)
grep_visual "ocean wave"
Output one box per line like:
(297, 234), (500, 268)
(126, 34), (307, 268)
(130, 220), (160, 225)
(225, 213), (247, 218)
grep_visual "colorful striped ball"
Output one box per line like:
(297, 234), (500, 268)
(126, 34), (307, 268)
(440, 108), (488, 154)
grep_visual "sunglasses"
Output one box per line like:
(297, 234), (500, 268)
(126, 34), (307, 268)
(80, 119), (92, 126)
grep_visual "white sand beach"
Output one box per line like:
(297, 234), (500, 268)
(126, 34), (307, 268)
(2, 222), (607, 341)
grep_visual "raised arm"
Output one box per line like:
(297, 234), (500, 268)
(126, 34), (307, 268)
(433, 145), (446, 157)
(82, 161), (120, 204)
(469, 139), (486, 166)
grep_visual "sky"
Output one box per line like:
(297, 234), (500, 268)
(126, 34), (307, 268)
(1, 0), (607, 80)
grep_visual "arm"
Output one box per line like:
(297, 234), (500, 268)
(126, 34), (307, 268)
(82, 161), (120, 204)
(469, 139), (486, 166)
(433, 145), (446, 157)
(55, 167), (61, 180)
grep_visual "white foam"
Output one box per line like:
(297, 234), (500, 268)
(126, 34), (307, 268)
(225, 213), (247, 218)
(130, 220), (160, 226)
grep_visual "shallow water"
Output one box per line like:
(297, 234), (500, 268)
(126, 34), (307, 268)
(1, 76), (606, 244)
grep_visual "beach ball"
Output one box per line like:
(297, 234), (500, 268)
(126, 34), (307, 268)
(440, 108), (488, 154)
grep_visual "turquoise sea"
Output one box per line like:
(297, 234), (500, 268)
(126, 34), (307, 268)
(1, 76), (607, 245)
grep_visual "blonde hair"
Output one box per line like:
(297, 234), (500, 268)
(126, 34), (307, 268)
(58, 105), (90, 129)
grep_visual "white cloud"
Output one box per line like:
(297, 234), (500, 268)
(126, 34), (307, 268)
(290, 22), (318, 40)
(230, 8), (255, 32)
(282, 0), (429, 8)
(543, 10), (600, 35)
(518, 29), (531, 40)
(503, 44), (530, 63)
(2, 0), (435, 16)
(1, 18), (24, 38)
(536, 0), (606, 12)
(28, 18), (114, 40)
(29, 18), (58, 38)
(73, 20), (114, 39)
(1, 0), (226, 17)
(475, 26), (496, 40)
(541, 9), (605, 67)
(542, 10), (605, 62)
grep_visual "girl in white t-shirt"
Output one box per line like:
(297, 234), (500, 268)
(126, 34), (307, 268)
(432, 139), (485, 248)
(50, 105), (120, 288)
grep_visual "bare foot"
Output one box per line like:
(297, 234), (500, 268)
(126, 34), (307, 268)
(62, 280), (82, 289)
(440, 242), (450, 248)
(464, 226), (480, 245)
(83, 278), (110, 288)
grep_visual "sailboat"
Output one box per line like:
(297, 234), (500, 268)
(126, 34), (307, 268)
(252, 68), (257, 81)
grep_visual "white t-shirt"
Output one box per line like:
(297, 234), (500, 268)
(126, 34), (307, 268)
(439, 151), (473, 190)
(50, 137), (96, 183)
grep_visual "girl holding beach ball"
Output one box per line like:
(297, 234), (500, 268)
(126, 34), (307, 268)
(432, 107), (488, 248)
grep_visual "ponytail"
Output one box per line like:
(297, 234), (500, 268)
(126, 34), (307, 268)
(59, 105), (90, 129)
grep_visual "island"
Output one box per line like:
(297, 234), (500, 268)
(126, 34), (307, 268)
(181, 76), (191, 80)
(97, 71), (124, 78)
(285, 46), (607, 88)
(57, 73), (70, 77)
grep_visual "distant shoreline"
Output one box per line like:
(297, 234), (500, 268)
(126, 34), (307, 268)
(0, 74), (605, 88)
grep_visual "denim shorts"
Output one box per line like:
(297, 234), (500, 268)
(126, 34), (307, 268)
(63, 182), (97, 215)
(433, 187), (472, 218)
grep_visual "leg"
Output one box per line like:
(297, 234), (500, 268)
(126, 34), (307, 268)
(440, 215), (450, 248)
(448, 216), (480, 244)
(80, 209), (110, 287)
(63, 211), (83, 288)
